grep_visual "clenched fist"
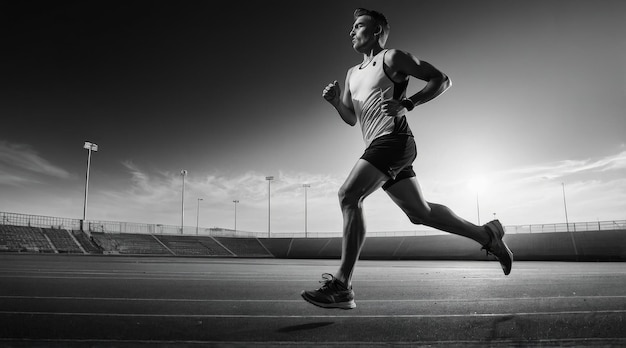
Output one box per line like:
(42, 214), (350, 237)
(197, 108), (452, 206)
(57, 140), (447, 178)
(322, 80), (341, 106)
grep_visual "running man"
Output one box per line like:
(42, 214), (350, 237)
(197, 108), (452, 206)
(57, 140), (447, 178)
(301, 8), (513, 310)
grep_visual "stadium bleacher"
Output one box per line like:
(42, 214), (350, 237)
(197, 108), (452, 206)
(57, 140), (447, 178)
(0, 224), (271, 257)
(42, 228), (83, 254)
(72, 230), (102, 254)
(0, 225), (54, 252)
(214, 237), (273, 257)
(91, 232), (172, 255)
(156, 235), (233, 256)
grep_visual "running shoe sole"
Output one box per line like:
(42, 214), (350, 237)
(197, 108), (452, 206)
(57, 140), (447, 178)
(300, 290), (356, 310)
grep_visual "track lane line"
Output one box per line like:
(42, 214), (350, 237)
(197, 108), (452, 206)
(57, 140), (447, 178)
(2, 294), (626, 302)
(1, 309), (625, 318)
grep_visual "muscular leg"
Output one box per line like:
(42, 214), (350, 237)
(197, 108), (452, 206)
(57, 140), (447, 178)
(385, 177), (490, 246)
(335, 159), (389, 288)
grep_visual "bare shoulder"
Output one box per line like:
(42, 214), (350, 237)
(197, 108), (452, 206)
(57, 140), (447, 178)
(384, 49), (420, 66)
(384, 48), (442, 81)
(383, 49), (417, 82)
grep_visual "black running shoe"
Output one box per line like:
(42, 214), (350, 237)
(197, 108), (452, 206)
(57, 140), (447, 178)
(301, 273), (356, 309)
(482, 220), (514, 275)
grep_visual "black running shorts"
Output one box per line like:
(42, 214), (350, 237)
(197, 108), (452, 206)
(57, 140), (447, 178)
(360, 134), (417, 190)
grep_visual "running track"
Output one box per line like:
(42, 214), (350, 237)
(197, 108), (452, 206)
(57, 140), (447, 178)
(1, 254), (625, 347)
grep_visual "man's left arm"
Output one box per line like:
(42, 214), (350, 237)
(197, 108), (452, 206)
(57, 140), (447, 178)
(381, 49), (451, 115)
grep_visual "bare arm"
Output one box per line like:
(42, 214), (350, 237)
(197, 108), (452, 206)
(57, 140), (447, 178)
(322, 69), (357, 126)
(381, 49), (451, 116)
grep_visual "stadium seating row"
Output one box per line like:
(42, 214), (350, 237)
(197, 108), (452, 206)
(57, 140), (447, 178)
(0, 224), (273, 257)
(42, 228), (84, 253)
(0, 225), (57, 252)
(88, 233), (272, 257)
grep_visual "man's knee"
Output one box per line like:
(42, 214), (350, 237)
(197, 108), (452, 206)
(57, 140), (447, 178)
(407, 215), (423, 225)
(407, 204), (432, 225)
(338, 186), (363, 208)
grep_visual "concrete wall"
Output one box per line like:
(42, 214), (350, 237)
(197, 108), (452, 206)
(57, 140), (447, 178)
(260, 230), (626, 261)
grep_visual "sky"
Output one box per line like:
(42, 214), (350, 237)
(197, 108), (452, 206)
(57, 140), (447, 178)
(1, 0), (625, 235)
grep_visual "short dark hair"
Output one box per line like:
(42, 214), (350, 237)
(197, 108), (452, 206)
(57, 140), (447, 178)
(354, 8), (388, 27)
(353, 8), (390, 46)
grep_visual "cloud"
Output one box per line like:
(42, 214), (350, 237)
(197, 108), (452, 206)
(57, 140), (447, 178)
(0, 140), (70, 186)
(92, 163), (346, 231)
(0, 173), (36, 186)
(470, 150), (626, 197)
(599, 150), (626, 171)
(120, 161), (179, 202)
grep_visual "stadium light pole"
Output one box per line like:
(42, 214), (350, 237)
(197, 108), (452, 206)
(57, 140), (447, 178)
(468, 176), (486, 225)
(562, 182), (570, 232)
(302, 184), (310, 238)
(475, 192), (480, 225)
(180, 170), (187, 234)
(266, 176), (274, 238)
(561, 182), (579, 259)
(82, 141), (98, 232)
(196, 198), (203, 236)
(233, 200), (239, 233)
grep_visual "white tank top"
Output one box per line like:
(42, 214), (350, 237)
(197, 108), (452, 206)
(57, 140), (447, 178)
(349, 49), (413, 146)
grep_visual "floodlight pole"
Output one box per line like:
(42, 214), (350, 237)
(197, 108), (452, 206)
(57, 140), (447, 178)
(561, 182), (579, 259)
(82, 141), (98, 232)
(181, 170), (187, 234)
(302, 184), (310, 238)
(562, 183), (570, 232)
(196, 198), (203, 235)
(266, 176), (274, 238)
(476, 192), (481, 225)
(233, 200), (239, 233)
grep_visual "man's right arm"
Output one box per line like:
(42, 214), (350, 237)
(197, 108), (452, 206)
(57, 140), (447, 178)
(323, 69), (357, 126)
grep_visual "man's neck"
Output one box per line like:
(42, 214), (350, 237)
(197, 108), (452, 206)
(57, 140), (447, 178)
(361, 46), (384, 62)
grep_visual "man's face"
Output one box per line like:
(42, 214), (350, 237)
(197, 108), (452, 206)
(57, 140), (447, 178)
(350, 15), (378, 52)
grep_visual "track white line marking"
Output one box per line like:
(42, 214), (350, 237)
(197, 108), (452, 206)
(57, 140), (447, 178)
(2, 295), (626, 302)
(1, 338), (624, 346)
(1, 338), (625, 346)
(0, 310), (625, 318)
(0, 275), (317, 281)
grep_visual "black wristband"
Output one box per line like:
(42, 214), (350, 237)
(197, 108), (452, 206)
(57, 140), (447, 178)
(400, 98), (415, 111)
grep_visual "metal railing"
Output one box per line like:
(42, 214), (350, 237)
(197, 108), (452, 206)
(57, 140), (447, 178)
(1, 211), (624, 238)
(505, 220), (626, 234)
(1, 211), (81, 231)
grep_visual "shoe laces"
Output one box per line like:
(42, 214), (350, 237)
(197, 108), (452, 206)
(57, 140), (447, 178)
(317, 273), (348, 291)
(318, 273), (335, 289)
